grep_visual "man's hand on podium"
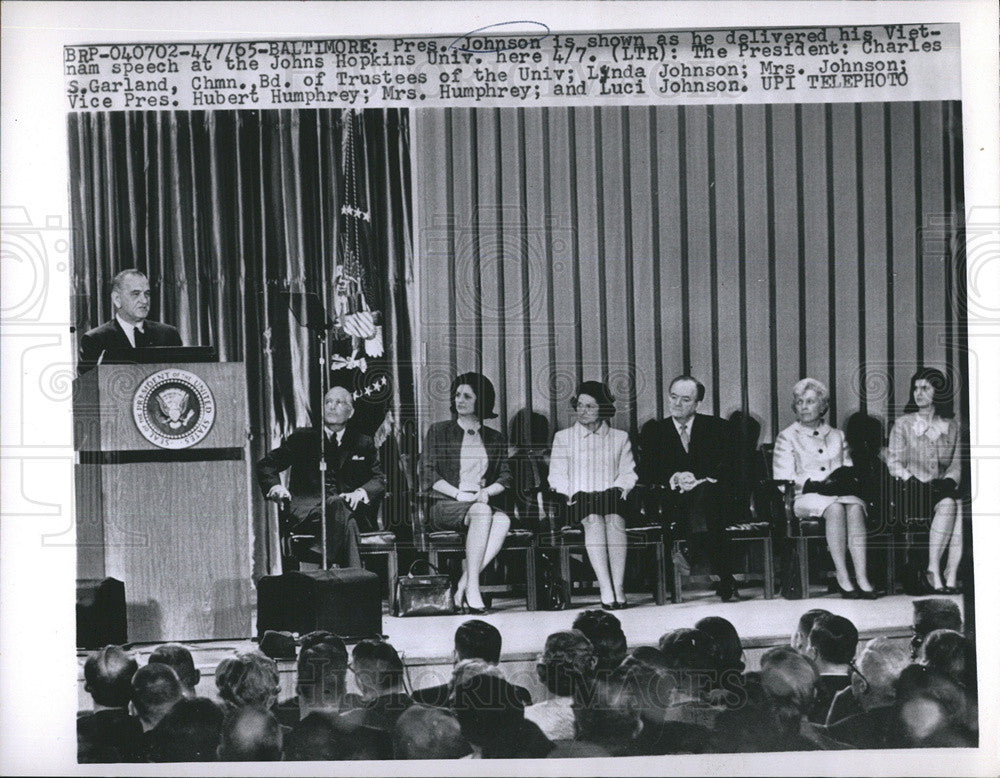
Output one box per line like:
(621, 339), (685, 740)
(267, 484), (292, 505)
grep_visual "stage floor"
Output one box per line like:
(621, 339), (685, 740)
(76, 589), (961, 710)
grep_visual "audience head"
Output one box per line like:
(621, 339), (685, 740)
(658, 628), (715, 673)
(668, 375), (705, 423)
(83, 645), (138, 709)
(148, 643), (200, 697)
(805, 613), (859, 669)
(450, 658), (503, 692)
(573, 677), (643, 757)
(392, 705), (472, 759)
(791, 377), (830, 424)
(614, 646), (674, 722)
(728, 410), (762, 451)
(131, 663), (183, 729)
(759, 649), (819, 738)
(296, 631), (349, 713)
(283, 712), (347, 761)
(845, 412), (885, 463)
(215, 650), (280, 711)
(536, 630), (597, 698)
(147, 697), (222, 762)
(454, 619), (502, 665)
(921, 629), (976, 694)
(912, 598), (962, 658)
(217, 706), (282, 761)
(852, 637), (912, 712)
(510, 408), (550, 450)
(451, 674), (535, 757)
(695, 616), (745, 675)
(572, 609), (627, 673)
(904, 367), (955, 418)
(571, 380), (616, 421)
(450, 372), (498, 420)
(791, 608), (831, 653)
(351, 639), (405, 696)
(892, 664), (971, 746)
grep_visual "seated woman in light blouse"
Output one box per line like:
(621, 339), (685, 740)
(421, 372), (511, 614)
(772, 378), (877, 599)
(548, 381), (637, 609)
(886, 368), (962, 593)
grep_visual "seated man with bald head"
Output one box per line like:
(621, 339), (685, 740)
(217, 707), (283, 761)
(78, 645), (143, 763)
(393, 705), (472, 759)
(257, 385), (386, 567)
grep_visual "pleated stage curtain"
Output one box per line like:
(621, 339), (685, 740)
(68, 108), (414, 577)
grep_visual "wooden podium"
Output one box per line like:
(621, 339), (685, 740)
(74, 362), (253, 643)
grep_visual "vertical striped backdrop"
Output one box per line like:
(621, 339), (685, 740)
(412, 101), (965, 445)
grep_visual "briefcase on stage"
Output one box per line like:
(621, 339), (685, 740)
(256, 568), (382, 641)
(393, 559), (455, 617)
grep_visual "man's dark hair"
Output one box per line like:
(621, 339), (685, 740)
(215, 651), (280, 710)
(218, 706), (282, 761)
(807, 613), (859, 665)
(296, 631), (349, 707)
(573, 677), (642, 757)
(658, 628), (716, 672)
(454, 619), (502, 665)
(147, 697), (222, 762)
(537, 630), (597, 697)
(352, 639), (404, 692)
(111, 268), (147, 294)
(572, 610), (627, 672)
(83, 645), (138, 708)
(131, 663), (183, 721)
(392, 704), (472, 759)
(695, 616), (745, 674)
(913, 598), (962, 639)
(148, 643), (200, 692)
(283, 712), (347, 761)
(921, 629), (977, 694)
(796, 608), (832, 641)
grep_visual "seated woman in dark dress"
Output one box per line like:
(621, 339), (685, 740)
(421, 372), (512, 613)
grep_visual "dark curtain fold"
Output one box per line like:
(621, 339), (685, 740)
(68, 108), (413, 578)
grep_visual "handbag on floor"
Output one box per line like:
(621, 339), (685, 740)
(393, 559), (456, 616)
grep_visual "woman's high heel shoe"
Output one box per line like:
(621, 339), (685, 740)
(922, 570), (947, 594)
(835, 582), (859, 599)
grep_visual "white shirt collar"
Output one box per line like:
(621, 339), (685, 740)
(575, 420), (609, 437)
(116, 314), (145, 346)
(672, 416), (694, 434)
(912, 414), (949, 441)
(324, 426), (347, 444)
(794, 420), (831, 437)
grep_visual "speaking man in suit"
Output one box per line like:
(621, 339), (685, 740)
(257, 386), (386, 567)
(78, 269), (183, 373)
(638, 375), (740, 601)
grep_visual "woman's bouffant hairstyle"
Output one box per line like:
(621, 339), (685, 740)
(791, 377), (830, 417)
(449, 372), (498, 420)
(903, 367), (955, 418)
(215, 650), (280, 710)
(571, 380), (616, 420)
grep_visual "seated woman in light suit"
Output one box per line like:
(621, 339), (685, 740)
(772, 378), (877, 599)
(421, 372), (511, 614)
(886, 368), (962, 594)
(548, 381), (637, 609)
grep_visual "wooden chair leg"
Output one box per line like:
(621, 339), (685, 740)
(672, 540), (684, 604)
(387, 546), (398, 614)
(525, 543), (538, 611)
(653, 540), (668, 606)
(559, 545), (572, 607)
(797, 537), (810, 597)
(428, 546), (439, 571)
(763, 537), (775, 599)
(884, 534), (896, 595)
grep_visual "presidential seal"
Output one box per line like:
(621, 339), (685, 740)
(133, 369), (215, 449)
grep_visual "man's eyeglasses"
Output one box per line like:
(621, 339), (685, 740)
(848, 661), (870, 694)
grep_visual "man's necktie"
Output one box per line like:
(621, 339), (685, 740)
(134, 327), (147, 348)
(679, 424), (690, 453)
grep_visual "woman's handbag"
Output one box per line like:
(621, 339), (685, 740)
(393, 559), (456, 616)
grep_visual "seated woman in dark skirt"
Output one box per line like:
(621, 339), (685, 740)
(421, 372), (512, 614)
(548, 381), (637, 609)
(886, 367), (962, 593)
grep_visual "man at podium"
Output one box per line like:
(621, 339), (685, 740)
(257, 386), (386, 568)
(78, 269), (182, 374)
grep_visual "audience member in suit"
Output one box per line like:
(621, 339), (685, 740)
(572, 609), (628, 674)
(146, 697), (223, 762)
(214, 651), (280, 717)
(274, 631), (360, 729)
(451, 674), (554, 758)
(772, 377), (877, 598)
(570, 676), (644, 757)
(131, 664), (184, 760)
(78, 268), (182, 373)
(507, 408), (553, 533)
(695, 616), (747, 705)
(525, 630), (598, 741)
(823, 637), (912, 745)
(340, 639), (413, 734)
(283, 712), (348, 761)
(147, 644), (200, 699)
(791, 608), (832, 654)
(885, 664), (976, 748)
(802, 613), (858, 724)
(392, 705), (472, 759)
(886, 368), (963, 593)
(78, 645), (143, 763)
(639, 375), (740, 601)
(411, 620), (531, 709)
(919, 629), (977, 714)
(258, 385), (387, 568)
(421, 372), (512, 613)
(217, 706), (283, 761)
(910, 598), (962, 660)
(657, 629), (725, 731)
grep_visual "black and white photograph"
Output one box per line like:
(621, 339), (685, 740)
(1, 2), (998, 775)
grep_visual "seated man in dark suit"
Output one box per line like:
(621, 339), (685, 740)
(78, 645), (143, 763)
(257, 385), (386, 568)
(411, 620), (532, 708)
(639, 375), (740, 601)
(78, 268), (182, 373)
(131, 663), (184, 760)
